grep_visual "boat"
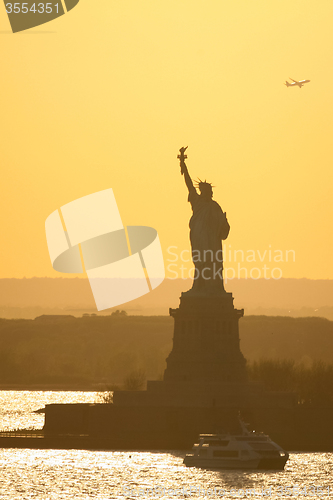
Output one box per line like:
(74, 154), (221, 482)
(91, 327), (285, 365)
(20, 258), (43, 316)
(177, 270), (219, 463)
(183, 420), (289, 470)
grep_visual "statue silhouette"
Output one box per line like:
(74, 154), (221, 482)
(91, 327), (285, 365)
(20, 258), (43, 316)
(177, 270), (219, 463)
(178, 147), (230, 295)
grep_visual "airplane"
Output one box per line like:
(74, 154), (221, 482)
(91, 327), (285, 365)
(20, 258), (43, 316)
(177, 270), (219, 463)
(285, 78), (310, 88)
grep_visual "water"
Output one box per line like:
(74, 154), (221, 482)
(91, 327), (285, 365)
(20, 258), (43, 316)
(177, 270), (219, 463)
(0, 391), (101, 432)
(0, 449), (331, 500)
(0, 392), (331, 499)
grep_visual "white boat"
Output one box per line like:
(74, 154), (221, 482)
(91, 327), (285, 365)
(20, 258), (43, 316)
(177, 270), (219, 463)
(184, 421), (289, 470)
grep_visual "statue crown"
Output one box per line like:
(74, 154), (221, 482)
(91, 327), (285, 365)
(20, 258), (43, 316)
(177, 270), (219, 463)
(195, 179), (214, 190)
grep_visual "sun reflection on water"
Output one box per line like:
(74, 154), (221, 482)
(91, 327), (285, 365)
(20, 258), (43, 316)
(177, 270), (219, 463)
(0, 450), (331, 500)
(0, 390), (99, 431)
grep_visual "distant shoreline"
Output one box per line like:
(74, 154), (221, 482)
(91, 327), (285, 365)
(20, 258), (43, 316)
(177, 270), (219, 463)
(0, 315), (332, 387)
(0, 385), (101, 392)
(1, 277), (333, 320)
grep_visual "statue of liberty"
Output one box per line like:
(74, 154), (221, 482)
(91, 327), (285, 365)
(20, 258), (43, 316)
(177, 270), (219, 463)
(178, 147), (230, 295)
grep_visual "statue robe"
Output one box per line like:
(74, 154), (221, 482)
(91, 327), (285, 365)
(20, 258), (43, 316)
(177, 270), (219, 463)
(188, 189), (230, 294)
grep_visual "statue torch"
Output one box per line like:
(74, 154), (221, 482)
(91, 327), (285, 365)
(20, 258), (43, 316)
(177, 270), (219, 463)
(177, 146), (188, 175)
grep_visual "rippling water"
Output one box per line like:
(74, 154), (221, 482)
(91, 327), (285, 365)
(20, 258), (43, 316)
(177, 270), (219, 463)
(0, 392), (331, 499)
(0, 450), (331, 499)
(0, 390), (100, 431)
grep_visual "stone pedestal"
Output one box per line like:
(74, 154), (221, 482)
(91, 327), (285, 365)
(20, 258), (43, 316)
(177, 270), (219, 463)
(113, 292), (250, 408)
(164, 292), (246, 384)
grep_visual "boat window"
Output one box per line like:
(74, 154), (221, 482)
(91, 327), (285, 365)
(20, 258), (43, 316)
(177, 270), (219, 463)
(249, 443), (277, 450)
(256, 450), (280, 457)
(199, 449), (208, 456)
(236, 437), (267, 442)
(207, 440), (229, 447)
(213, 450), (238, 458)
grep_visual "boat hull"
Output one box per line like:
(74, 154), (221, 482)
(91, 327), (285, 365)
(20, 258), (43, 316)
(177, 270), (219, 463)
(257, 455), (289, 470)
(184, 455), (288, 470)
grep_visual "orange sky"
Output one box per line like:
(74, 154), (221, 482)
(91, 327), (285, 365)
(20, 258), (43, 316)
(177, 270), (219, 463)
(0, 0), (332, 279)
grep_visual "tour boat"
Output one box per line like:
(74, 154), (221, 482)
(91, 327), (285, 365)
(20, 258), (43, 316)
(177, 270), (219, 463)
(183, 421), (289, 470)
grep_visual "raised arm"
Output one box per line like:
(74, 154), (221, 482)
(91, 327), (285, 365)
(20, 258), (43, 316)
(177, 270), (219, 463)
(178, 147), (196, 195)
(182, 160), (196, 194)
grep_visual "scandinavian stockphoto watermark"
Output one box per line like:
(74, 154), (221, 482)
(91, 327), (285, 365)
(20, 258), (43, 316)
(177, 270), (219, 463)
(45, 189), (165, 311)
(122, 484), (329, 498)
(166, 245), (296, 281)
(3, 0), (80, 33)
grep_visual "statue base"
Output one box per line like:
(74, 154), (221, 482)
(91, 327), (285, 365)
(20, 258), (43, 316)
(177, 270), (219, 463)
(164, 293), (246, 384)
(113, 293), (254, 408)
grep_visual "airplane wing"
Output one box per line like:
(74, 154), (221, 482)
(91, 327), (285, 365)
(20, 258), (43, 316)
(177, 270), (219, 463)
(289, 78), (298, 83)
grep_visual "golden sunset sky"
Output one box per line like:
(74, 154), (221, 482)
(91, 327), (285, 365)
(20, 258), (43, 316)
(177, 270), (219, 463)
(0, 0), (332, 279)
